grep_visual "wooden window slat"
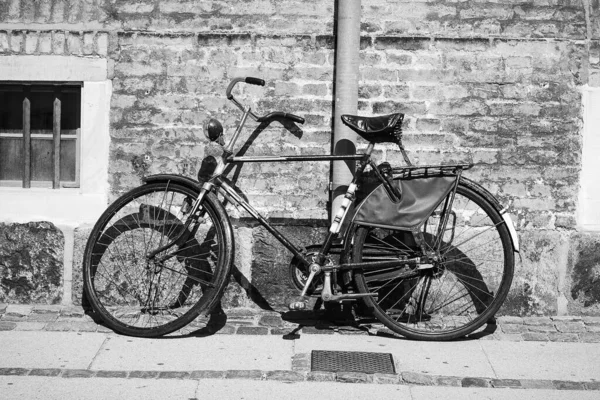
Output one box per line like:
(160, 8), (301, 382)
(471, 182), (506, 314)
(23, 87), (31, 189)
(53, 87), (61, 189)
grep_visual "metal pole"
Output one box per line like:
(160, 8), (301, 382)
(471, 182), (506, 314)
(331, 0), (361, 220)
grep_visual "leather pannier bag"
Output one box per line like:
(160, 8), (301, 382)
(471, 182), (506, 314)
(352, 176), (457, 231)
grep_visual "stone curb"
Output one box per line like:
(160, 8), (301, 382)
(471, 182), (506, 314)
(0, 367), (598, 391)
(2, 304), (600, 342)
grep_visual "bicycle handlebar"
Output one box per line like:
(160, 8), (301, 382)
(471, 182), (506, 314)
(226, 77), (305, 125)
(226, 77), (265, 99)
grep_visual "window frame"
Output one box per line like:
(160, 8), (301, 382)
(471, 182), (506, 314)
(0, 82), (82, 189)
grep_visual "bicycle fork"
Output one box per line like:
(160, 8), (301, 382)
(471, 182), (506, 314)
(146, 183), (211, 262)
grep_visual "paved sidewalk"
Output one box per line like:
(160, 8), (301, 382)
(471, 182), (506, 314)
(1, 304), (599, 399)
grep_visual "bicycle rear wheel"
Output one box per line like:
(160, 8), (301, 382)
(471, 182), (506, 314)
(352, 182), (514, 341)
(83, 181), (233, 337)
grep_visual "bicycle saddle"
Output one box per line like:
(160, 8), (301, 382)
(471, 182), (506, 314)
(341, 113), (404, 143)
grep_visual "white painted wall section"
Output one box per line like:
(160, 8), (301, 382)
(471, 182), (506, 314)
(578, 87), (600, 231)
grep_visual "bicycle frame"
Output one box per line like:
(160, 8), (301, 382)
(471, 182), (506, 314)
(202, 152), (436, 274)
(210, 153), (373, 267)
(166, 79), (468, 302)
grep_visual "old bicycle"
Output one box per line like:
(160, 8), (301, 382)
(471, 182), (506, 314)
(83, 77), (519, 341)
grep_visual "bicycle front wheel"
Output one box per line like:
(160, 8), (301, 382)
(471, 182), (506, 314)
(83, 181), (233, 337)
(352, 182), (514, 341)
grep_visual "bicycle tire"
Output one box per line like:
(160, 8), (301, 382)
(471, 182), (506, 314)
(83, 181), (233, 337)
(351, 181), (514, 341)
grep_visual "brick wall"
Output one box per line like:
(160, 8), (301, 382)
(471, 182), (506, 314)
(1, 0), (600, 316)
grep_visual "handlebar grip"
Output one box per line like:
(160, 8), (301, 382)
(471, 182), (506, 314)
(286, 113), (305, 124)
(226, 77), (265, 99)
(245, 77), (265, 86)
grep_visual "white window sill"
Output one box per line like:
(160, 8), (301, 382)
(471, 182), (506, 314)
(0, 187), (107, 227)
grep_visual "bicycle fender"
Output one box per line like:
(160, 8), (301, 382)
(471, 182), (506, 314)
(460, 177), (520, 253)
(143, 174), (202, 191)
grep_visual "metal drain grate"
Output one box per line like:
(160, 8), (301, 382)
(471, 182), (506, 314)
(311, 350), (396, 374)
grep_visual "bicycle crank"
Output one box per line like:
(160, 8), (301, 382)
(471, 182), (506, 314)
(321, 271), (378, 302)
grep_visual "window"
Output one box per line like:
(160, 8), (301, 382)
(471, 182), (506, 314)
(0, 83), (81, 188)
(0, 55), (110, 226)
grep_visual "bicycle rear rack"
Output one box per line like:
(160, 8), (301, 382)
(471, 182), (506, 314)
(392, 163), (474, 179)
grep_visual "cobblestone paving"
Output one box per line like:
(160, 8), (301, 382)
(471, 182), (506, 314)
(1, 304), (599, 343)
(0, 365), (599, 391)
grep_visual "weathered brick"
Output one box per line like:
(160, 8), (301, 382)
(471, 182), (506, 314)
(402, 372), (436, 385)
(491, 379), (522, 388)
(51, 31), (65, 54)
(500, 324), (528, 334)
(0, 321), (16, 331)
(157, 371), (190, 379)
(24, 31), (38, 54)
(520, 379), (555, 389)
(50, 0), (65, 23)
(96, 32), (108, 56)
(435, 376), (462, 387)
(225, 370), (264, 380)
(582, 316), (600, 325)
(585, 381), (600, 390)
(129, 371), (159, 379)
(553, 380), (586, 390)
(522, 332), (549, 341)
(29, 368), (61, 377)
(373, 373), (401, 384)
(36, 0), (52, 23)
(266, 370), (305, 382)
(27, 313), (58, 322)
(554, 321), (586, 333)
(462, 377), (491, 388)
(189, 370), (227, 379)
(526, 325), (557, 333)
(62, 369), (95, 378)
(579, 333), (600, 343)
(307, 371), (336, 382)
(0, 368), (29, 376)
(66, 32), (81, 55)
(258, 314), (284, 328)
(82, 32), (94, 55)
(95, 370), (128, 378)
(336, 372), (372, 384)
(548, 332), (579, 342)
(0, 32), (9, 52)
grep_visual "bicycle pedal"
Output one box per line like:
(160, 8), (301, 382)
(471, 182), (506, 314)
(288, 301), (307, 311)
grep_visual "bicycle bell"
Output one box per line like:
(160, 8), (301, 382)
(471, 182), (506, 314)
(203, 118), (224, 145)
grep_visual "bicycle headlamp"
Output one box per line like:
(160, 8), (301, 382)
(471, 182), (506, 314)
(203, 118), (224, 144)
